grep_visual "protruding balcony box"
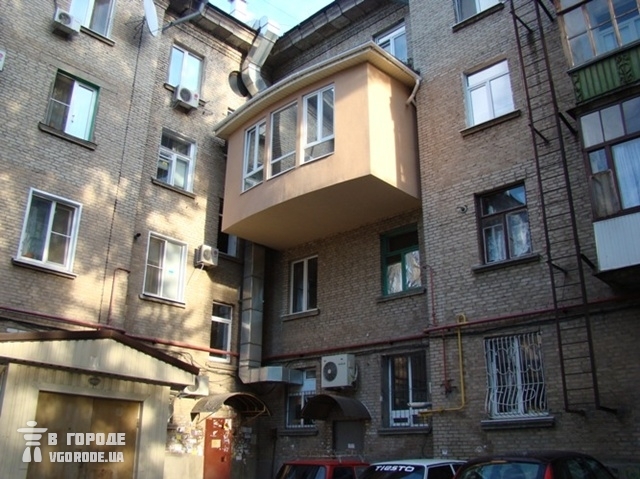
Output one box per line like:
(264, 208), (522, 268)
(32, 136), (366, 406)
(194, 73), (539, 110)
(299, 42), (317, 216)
(215, 43), (421, 250)
(594, 213), (640, 288)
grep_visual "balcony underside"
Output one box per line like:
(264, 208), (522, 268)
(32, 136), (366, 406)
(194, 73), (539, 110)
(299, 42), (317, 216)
(225, 175), (420, 250)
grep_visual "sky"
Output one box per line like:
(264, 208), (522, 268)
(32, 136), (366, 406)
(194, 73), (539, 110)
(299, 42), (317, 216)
(208, 0), (334, 34)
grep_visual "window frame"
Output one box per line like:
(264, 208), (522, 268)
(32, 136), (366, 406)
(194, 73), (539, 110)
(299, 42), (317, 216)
(210, 302), (233, 362)
(465, 60), (515, 127)
(157, 130), (196, 192)
(143, 233), (187, 303)
(375, 23), (408, 62)
(381, 225), (422, 296)
(455, 0), (501, 23)
(270, 102), (298, 177)
(45, 72), (98, 142)
(217, 199), (239, 257)
(70, 0), (116, 37)
(477, 183), (532, 264)
(286, 369), (316, 428)
(383, 351), (430, 428)
(17, 188), (83, 274)
(289, 256), (318, 314)
(167, 45), (203, 95)
(302, 85), (335, 163)
(242, 120), (266, 191)
(484, 332), (548, 419)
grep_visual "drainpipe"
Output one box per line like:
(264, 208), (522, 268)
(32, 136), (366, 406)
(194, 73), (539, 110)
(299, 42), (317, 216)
(162, 0), (207, 32)
(241, 21), (279, 97)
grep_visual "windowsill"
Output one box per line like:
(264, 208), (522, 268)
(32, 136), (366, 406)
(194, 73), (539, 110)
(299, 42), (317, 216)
(377, 287), (426, 303)
(481, 415), (555, 430)
(206, 358), (235, 369)
(80, 26), (115, 47)
(378, 425), (431, 435)
(452, 3), (505, 32)
(151, 178), (196, 199)
(460, 110), (521, 137)
(11, 258), (77, 279)
(138, 294), (186, 308)
(38, 122), (97, 150)
(281, 309), (320, 321)
(278, 427), (318, 437)
(472, 252), (541, 274)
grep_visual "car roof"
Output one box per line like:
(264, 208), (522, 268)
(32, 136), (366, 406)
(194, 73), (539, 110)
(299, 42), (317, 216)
(462, 451), (601, 466)
(370, 459), (466, 467)
(283, 459), (369, 466)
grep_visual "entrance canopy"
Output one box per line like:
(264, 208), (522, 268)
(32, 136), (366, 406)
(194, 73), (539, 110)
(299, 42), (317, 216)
(301, 393), (371, 420)
(191, 392), (270, 420)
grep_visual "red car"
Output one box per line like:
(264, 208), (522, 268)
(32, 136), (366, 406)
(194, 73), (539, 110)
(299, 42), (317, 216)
(275, 458), (369, 479)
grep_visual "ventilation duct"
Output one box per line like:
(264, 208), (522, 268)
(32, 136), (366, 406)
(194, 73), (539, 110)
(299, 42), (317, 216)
(241, 20), (279, 97)
(162, 0), (207, 32)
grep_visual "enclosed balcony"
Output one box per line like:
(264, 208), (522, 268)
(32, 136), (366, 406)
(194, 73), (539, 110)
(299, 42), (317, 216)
(214, 43), (421, 250)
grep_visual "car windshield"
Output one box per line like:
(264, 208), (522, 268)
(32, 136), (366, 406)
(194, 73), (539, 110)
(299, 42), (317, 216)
(360, 464), (426, 479)
(457, 462), (543, 479)
(276, 464), (326, 479)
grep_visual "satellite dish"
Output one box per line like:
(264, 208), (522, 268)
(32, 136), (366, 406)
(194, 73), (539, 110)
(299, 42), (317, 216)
(143, 0), (159, 37)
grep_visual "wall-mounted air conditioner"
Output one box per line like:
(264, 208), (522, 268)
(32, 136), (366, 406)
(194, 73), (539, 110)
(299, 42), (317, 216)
(195, 244), (218, 268)
(53, 8), (81, 36)
(173, 85), (199, 110)
(321, 354), (357, 389)
(181, 375), (209, 397)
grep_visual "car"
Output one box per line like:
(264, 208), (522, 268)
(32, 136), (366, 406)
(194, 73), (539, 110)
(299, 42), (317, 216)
(453, 451), (616, 479)
(359, 458), (465, 479)
(274, 458), (370, 479)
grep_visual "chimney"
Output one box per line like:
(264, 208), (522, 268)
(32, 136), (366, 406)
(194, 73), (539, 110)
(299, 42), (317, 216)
(229, 0), (250, 23)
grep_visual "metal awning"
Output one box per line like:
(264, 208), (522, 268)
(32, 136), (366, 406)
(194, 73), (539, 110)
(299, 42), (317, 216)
(301, 393), (371, 420)
(191, 392), (270, 420)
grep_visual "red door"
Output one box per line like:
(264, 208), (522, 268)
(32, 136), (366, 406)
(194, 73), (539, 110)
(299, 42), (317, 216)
(203, 418), (232, 479)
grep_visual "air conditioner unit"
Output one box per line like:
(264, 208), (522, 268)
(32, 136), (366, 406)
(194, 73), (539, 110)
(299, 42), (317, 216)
(173, 85), (199, 110)
(195, 244), (218, 268)
(182, 375), (209, 397)
(53, 8), (81, 36)
(321, 354), (357, 389)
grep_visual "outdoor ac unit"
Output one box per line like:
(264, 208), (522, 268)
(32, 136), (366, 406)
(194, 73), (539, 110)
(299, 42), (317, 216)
(53, 8), (81, 35)
(182, 375), (209, 397)
(173, 85), (199, 110)
(195, 244), (218, 268)
(321, 354), (357, 389)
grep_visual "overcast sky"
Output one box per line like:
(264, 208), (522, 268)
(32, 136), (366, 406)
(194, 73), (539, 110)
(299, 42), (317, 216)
(208, 0), (334, 34)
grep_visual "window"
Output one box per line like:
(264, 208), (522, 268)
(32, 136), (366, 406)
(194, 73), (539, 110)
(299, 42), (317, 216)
(167, 45), (203, 95)
(484, 332), (548, 418)
(45, 72), (98, 141)
(580, 96), (640, 218)
(286, 369), (316, 428)
(210, 303), (232, 362)
(383, 351), (429, 428)
(478, 184), (532, 263)
(271, 103), (298, 176)
(465, 60), (515, 126)
(157, 131), (196, 192)
(217, 199), (238, 256)
(17, 189), (82, 273)
(243, 120), (266, 191)
(456, 0), (501, 22)
(376, 24), (408, 62)
(557, 0), (640, 67)
(381, 226), (422, 295)
(303, 86), (334, 162)
(290, 256), (318, 313)
(70, 0), (115, 36)
(143, 234), (187, 303)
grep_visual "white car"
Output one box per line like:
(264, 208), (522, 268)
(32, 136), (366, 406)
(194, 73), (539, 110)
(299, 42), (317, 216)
(359, 458), (465, 479)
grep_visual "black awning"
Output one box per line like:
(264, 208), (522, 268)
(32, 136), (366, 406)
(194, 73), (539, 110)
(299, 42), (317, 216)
(191, 392), (270, 420)
(301, 393), (371, 420)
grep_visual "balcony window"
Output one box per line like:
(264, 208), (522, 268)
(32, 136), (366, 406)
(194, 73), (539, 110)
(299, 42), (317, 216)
(303, 85), (334, 162)
(243, 120), (266, 191)
(271, 103), (297, 176)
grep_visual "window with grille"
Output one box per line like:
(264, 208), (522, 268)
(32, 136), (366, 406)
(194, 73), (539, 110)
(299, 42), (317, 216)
(484, 332), (548, 418)
(286, 369), (316, 428)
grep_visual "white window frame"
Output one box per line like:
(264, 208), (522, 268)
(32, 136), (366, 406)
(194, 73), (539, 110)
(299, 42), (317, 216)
(45, 72), (98, 141)
(167, 45), (203, 95)
(455, 0), (501, 23)
(375, 23), (408, 62)
(157, 130), (196, 192)
(70, 0), (116, 37)
(270, 102), (298, 177)
(242, 120), (266, 191)
(143, 233), (187, 303)
(465, 60), (515, 126)
(303, 85), (335, 163)
(484, 332), (548, 419)
(17, 189), (82, 274)
(286, 369), (316, 428)
(385, 351), (430, 428)
(210, 302), (233, 362)
(290, 256), (318, 314)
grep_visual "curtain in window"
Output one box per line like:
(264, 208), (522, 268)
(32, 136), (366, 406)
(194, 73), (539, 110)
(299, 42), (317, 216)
(405, 251), (422, 289)
(386, 261), (402, 294)
(612, 137), (640, 209)
(507, 211), (531, 258)
(23, 197), (51, 261)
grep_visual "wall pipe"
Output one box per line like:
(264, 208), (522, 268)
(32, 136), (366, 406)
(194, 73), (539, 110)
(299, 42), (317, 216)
(106, 267), (130, 325)
(162, 0), (207, 32)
